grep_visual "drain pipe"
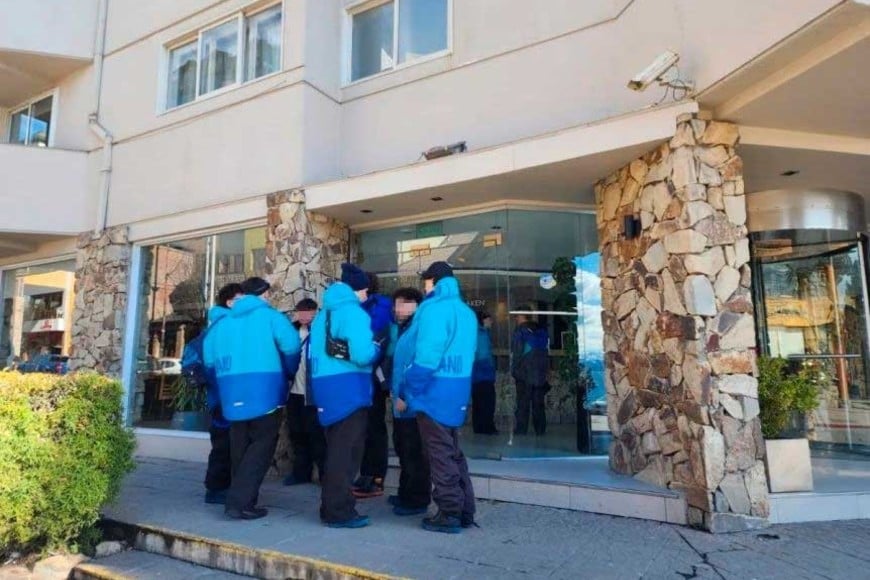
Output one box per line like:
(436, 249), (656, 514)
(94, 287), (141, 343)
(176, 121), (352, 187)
(89, 0), (113, 235)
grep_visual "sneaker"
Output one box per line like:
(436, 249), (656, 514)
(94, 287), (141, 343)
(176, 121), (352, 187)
(282, 474), (309, 487)
(393, 504), (428, 517)
(352, 476), (384, 498)
(325, 515), (371, 529)
(422, 511), (462, 534)
(204, 490), (227, 505)
(225, 506), (268, 520)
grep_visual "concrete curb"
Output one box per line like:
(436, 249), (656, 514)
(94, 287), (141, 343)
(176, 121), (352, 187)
(71, 562), (133, 580)
(99, 519), (405, 580)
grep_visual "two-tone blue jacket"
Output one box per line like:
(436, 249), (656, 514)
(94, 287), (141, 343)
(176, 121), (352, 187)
(472, 326), (496, 383)
(399, 277), (478, 427)
(309, 282), (380, 427)
(202, 295), (301, 422)
(389, 317), (417, 420)
(181, 306), (231, 428)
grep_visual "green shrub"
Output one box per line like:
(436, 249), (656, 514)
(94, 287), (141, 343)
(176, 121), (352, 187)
(757, 356), (821, 439)
(0, 372), (135, 556)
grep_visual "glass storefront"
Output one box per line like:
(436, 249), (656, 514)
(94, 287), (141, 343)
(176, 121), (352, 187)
(130, 227), (268, 430)
(0, 260), (76, 374)
(356, 208), (606, 458)
(752, 230), (870, 457)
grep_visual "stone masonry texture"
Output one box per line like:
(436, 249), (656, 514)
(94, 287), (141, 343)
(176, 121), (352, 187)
(596, 114), (768, 532)
(70, 226), (131, 376)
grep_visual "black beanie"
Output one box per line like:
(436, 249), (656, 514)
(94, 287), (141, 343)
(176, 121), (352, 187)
(341, 263), (370, 291)
(241, 277), (271, 296)
(421, 261), (454, 283)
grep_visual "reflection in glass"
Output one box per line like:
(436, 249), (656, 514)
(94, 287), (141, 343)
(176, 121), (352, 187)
(27, 96), (53, 147)
(244, 5), (282, 81)
(351, 1), (394, 81)
(130, 227), (267, 430)
(199, 19), (239, 95)
(9, 110), (29, 145)
(167, 41), (197, 108)
(398, 0), (448, 63)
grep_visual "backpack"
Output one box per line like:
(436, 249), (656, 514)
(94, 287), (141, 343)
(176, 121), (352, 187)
(181, 333), (209, 388)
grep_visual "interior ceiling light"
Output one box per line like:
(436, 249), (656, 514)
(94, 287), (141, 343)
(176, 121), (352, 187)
(780, 170), (800, 177)
(422, 141), (467, 161)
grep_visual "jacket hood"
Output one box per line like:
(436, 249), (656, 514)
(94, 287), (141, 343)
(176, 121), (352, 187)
(323, 282), (361, 310)
(208, 306), (230, 324)
(230, 294), (271, 318)
(432, 276), (461, 300)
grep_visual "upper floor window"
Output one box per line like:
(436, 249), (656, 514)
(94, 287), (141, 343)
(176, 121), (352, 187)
(8, 94), (54, 147)
(165, 3), (282, 110)
(349, 0), (450, 83)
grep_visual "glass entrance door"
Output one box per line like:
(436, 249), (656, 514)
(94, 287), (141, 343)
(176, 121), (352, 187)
(753, 234), (870, 456)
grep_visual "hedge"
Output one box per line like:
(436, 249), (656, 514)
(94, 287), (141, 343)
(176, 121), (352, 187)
(0, 372), (135, 555)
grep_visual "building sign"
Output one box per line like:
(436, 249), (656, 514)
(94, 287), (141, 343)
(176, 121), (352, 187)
(30, 318), (65, 333)
(415, 221), (443, 238)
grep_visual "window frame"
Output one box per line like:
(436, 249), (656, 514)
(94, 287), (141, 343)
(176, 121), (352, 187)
(160, 1), (283, 113)
(6, 88), (59, 147)
(343, 0), (453, 86)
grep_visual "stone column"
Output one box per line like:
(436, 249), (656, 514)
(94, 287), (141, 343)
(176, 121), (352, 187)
(596, 113), (768, 532)
(265, 189), (349, 474)
(69, 227), (131, 377)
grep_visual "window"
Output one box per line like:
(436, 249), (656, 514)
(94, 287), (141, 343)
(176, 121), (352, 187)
(349, 0), (449, 82)
(8, 95), (54, 147)
(163, 4), (282, 110)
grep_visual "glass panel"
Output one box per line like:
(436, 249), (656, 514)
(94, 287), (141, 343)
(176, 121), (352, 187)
(398, 0), (448, 64)
(27, 96), (53, 147)
(351, 1), (394, 81)
(244, 6), (282, 81)
(356, 209), (606, 458)
(199, 19), (239, 96)
(166, 41), (197, 108)
(1, 260), (76, 373)
(130, 227), (267, 430)
(9, 109), (29, 145)
(754, 236), (870, 458)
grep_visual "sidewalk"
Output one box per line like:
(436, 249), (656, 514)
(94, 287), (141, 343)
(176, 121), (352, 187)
(105, 458), (870, 579)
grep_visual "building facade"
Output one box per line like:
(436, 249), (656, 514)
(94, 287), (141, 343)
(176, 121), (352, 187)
(1, 0), (869, 531)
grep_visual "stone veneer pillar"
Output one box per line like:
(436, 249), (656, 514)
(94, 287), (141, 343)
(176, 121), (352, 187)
(69, 226), (131, 376)
(596, 113), (768, 532)
(265, 189), (349, 473)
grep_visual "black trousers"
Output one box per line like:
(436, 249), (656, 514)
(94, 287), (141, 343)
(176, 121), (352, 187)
(515, 380), (547, 436)
(417, 413), (475, 518)
(392, 417), (431, 509)
(205, 424), (232, 492)
(471, 381), (497, 434)
(286, 394), (326, 482)
(359, 387), (389, 480)
(321, 407), (368, 523)
(226, 411), (282, 512)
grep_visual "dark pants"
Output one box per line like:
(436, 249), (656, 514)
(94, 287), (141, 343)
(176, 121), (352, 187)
(392, 417), (431, 509)
(286, 394), (326, 482)
(359, 387), (389, 479)
(205, 424), (232, 492)
(515, 380), (547, 435)
(321, 407), (368, 523)
(417, 413), (475, 518)
(471, 381), (497, 434)
(227, 411), (282, 512)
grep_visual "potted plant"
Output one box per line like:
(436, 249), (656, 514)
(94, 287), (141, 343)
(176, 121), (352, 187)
(757, 356), (821, 492)
(169, 374), (209, 431)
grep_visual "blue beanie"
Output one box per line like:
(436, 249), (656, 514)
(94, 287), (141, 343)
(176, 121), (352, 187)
(341, 263), (370, 291)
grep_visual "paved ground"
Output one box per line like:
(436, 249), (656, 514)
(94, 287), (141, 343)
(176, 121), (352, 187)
(105, 458), (870, 579)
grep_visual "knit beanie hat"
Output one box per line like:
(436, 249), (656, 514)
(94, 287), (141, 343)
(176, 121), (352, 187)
(341, 263), (370, 291)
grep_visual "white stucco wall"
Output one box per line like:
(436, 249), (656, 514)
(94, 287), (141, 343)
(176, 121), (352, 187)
(0, 0), (97, 59)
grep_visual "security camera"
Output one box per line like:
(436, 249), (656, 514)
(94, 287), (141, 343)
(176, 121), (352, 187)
(627, 50), (680, 92)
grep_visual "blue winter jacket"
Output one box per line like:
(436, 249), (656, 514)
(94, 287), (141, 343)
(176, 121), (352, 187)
(400, 277), (478, 427)
(511, 322), (550, 387)
(310, 282), (380, 427)
(181, 306), (231, 428)
(472, 326), (496, 383)
(202, 295), (301, 422)
(389, 318), (417, 419)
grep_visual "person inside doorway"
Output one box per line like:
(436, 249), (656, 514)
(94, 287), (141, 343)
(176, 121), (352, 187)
(471, 309), (498, 435)
(283, 298), (326, 487)
(511, 307), (550, 436)
(386, 286), (431, 516)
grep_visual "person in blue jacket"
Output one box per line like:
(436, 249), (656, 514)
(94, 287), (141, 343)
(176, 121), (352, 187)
(202, 277), (301, 521)
(471, 309), (498, 435)
(511, 308), (551, 436)
(396, 261), (477, 534)
(386, 286), (430, 516)
(353, 273), (394, 499)
(181, 283), (243, 505)
(309, 263), (382, 528)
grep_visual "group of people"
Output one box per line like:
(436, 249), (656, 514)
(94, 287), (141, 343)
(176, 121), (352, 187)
(183, 261), (482, 533)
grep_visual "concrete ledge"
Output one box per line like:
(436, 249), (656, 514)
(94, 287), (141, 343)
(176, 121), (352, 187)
(72, 562), (133, 580)
(770, 491), (870, 524)
(99, 519), (405, 580)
